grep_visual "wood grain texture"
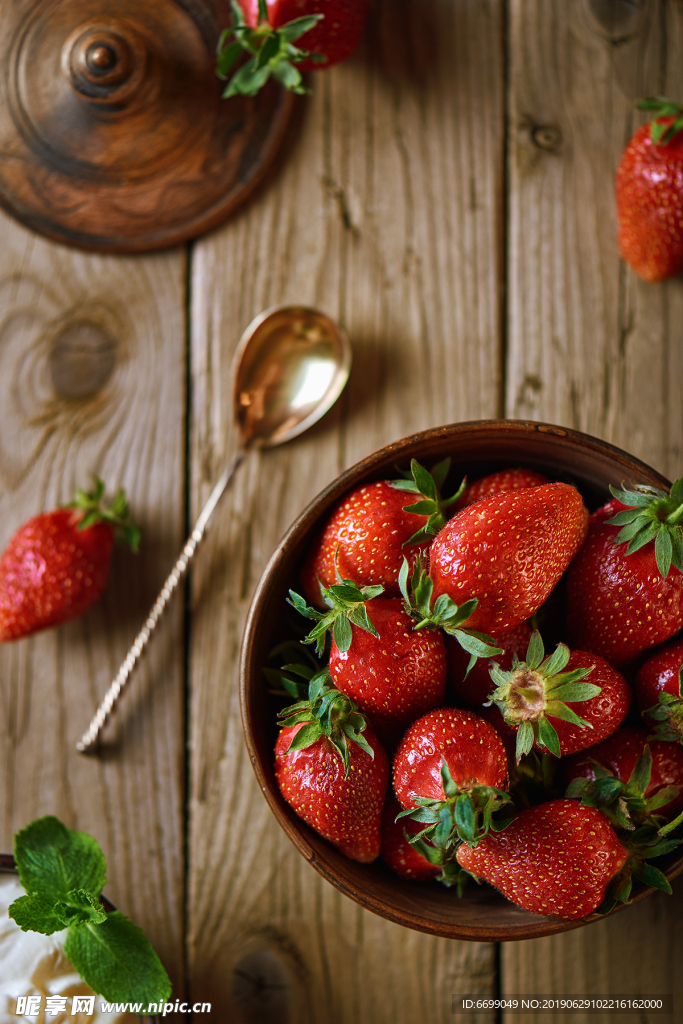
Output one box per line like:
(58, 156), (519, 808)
(187, 0), (505, 1018)
(503, 0), (683, 1020)
(0, 211), (188, 990)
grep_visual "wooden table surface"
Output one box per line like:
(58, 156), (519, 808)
(1, 1), (682, 1021)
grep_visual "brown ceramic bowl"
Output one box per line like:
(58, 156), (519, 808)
(0, 854), (159, 1021)
(240, 419), (683, 942)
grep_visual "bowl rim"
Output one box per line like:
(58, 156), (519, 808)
(239, 418), (683, 941)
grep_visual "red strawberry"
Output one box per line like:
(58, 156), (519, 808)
(301, 460), (462, 607)
(456, 800), (628, 919)
(275, 671), (389, 862)
(446, 621), (533, 708)
(392, 708), (510, 853)
(634, 638), (683, 720)
(616, 98), (683, 282)
(218, 0), (370, 97)
(380, 794), (440, 882)
(328, 597), (446, 726)
(0, 479), (139, 641)
(635, 639), (683, 742)
(428, 483), (589, 633)
(487, 631), (631, 763)
(454, 468), (549, 511)
(566, 480), (683, 666)
(563, 726), (683, 824)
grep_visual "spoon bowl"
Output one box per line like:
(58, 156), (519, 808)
(76, 305), (351, 753)
(234, 305), (351, 449)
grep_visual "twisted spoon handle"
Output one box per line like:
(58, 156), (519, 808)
(76, 449), (247, 753)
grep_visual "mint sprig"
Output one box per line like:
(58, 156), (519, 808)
(9, 816), (171, 1004)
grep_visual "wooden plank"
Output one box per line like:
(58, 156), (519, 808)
(0, 213), (188, 989)
(504, 0), (683, 1019)
(187, 0), (505, 1018)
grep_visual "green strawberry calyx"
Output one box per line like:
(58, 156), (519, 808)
(643, 666), (683, 743)
(398, 558), (502, 671)
(277, 668), (374, 777)
(595, 822), (682, 916)
(388, 458), (466, 546)
(288, 561), (383, 656)
(216, 0), (326, 98)
(396, 758), (513, 865)
(606, 477), (683, 578)
(638, 97), (683, 146)
(66, 477), (140, 552)
(486, 631), (601, 764)
(565, 744), (682, 832)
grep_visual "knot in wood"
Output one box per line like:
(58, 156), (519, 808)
(531, 125), (563, 153)
(49, 321), (118, 400)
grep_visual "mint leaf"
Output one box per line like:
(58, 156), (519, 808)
(9, 893), (69, 935)
(9, 889), (107, 934)
(62, 889), (109, 926)
(14, 817), (106, 899)
(65, 911), (172, 1003)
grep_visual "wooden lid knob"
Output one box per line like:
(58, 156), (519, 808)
(63, 23), (146, 105)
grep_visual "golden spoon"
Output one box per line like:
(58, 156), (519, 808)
(76, 305), (351, 753)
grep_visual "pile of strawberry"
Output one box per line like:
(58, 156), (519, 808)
(267, 458), (683, 921)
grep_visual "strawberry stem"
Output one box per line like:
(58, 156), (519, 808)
(607, 478), (683, 579)
(66, 477), (140, 552)
(216, 1), (324, 97)
(397, 758), (513, 853)
(278, 668), (374, 777)
(388, 458), (466, 545)
(637, 97), (683, 146)
(486, 631), (600, 763)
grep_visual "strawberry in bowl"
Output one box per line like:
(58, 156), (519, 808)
(240, 420), (683, 941)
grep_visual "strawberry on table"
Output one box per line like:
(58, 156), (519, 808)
(486, 631), (631, 763)
(456, 800), (628, 919)
(566, 479), (683, 666)
(0, 478), (139, 641)
(428, 482), (589, 633)
(564, 727), (683, 826)
(275, 669), (389, 862)
(616, 98), (683, 283)
(300, 459), (463, 607)
(217, 0), (371, 97)
(393, 708), (511, 853)
(635, 639), (683, 743)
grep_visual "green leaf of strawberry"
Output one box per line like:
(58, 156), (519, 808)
(288, 560), (384, 656)
(388, 458), (466, 546)
(637, 97), (683, 146)
(398, 557), (502, 671)
(216, 1), (324, 97)
(277, 668), (374, 777)
(396, 758), (512, 853)
(486, 631), (602, 764)
(608, 478), (683, 578)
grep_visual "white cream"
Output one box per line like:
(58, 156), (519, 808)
(0, 876), (136, 1023)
